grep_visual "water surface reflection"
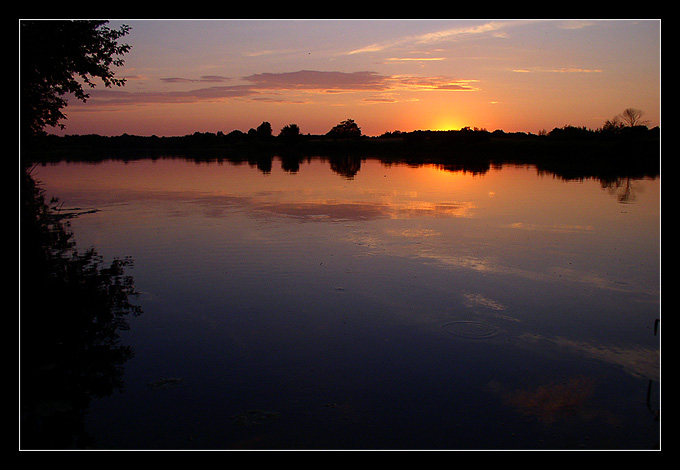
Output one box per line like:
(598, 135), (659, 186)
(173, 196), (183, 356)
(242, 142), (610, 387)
(28, 156), (660, 449)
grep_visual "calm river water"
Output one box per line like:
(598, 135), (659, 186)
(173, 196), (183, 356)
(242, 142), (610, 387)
(29, 156), (660, 449)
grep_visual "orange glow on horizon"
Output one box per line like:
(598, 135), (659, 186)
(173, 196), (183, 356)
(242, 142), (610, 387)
(38, 20), (659, 138)
(431, 117), (467, 132)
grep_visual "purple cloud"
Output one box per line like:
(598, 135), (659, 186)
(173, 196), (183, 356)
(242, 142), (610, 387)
(160, 75), (232, 83)
(71, 70), (477, 108)
(242, 70), (390, 91)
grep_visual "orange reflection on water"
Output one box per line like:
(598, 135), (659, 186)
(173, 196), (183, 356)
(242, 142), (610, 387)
(489, 376), (604, 425)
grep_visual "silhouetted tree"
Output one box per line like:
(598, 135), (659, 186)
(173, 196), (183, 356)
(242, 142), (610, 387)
(21, 168), (141, 448)
(600, 117), (624, 134)
(20, 20), (131, 138)
(256, 121), (273, 139)
(548, 125), (593, 140)
(327, 119), (362, 139)
(279, 123), (301, 141)
(620, 108), (648, 127)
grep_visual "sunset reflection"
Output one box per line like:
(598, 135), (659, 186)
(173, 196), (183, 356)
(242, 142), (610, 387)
(490, 376), (601, 425)
(21, 19), (660, 450)
(29, 155), (660, 450)
(37, 157), (659, 303)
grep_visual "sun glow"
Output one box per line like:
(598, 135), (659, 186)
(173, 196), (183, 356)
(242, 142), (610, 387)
(432, 117), (465, 131)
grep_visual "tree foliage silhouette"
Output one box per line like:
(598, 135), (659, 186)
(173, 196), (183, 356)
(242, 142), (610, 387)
(21, 168), (141, 448)
(20, 20), (131, 138)
(327, 119), (362, 139)
(256, 121), (273, 138)
(279, 123), (300, 138)
(620, 108), (647, 127)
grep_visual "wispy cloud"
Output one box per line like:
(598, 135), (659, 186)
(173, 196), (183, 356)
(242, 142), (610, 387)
(72, 69), (479, 108)
(160, 75), (231, 83)
(346, 21), (522, 55)
(76, 85), (255, 107)
(385, 57), (446, 63)
(512, 67), (603, 73)
(242, 70), (390, 91)
(413, 21), (513, 44)
(386, 75), (479, 91)
(241, 70), (479, 93)
(558, 20), (596, 30)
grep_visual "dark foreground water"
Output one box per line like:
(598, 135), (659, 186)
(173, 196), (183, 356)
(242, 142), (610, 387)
(23, 156), (660, 449)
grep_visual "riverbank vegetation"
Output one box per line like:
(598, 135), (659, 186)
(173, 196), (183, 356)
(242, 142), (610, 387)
(21, 166), (142, 448)
(23, 118), (660, 183)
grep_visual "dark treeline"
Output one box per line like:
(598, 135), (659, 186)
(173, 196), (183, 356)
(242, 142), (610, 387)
(20, 21), (658, 181)
(23, 122), (660, 183)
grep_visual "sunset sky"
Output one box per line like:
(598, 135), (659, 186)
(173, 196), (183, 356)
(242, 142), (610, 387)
(51, 19), (660, 137)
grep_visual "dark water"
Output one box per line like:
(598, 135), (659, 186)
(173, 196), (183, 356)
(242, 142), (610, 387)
(26, 157), (660, 449)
